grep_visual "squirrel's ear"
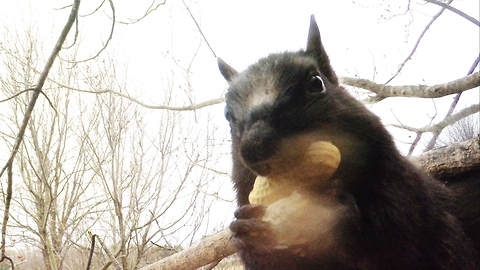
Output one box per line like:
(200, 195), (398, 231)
(306, 15), (322, 54)
(218, 58), (239, 83)
(306, 15), (338, 85)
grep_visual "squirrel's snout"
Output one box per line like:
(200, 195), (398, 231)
(239, 120), (277, 173)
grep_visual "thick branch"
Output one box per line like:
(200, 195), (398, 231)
(339, 72), (479, 98)
(139, 229), (235, 270)
(412, 137), (480, 181)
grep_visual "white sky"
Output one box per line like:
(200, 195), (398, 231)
(0, 0), (479, 242)
(1, 1), (478, 141)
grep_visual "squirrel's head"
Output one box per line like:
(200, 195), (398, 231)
(218, 15), (389, 179)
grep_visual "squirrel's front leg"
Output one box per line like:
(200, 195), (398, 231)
(230, 204), (310, 270)
(229, 204), (276, 252)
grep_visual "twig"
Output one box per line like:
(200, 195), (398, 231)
(407, 133), (422, 156)
(117, 0), (167, 24)
(80, 0), (106, 17)
(0, 88), (58, 114)
(384, 0), (453, 84)
(181, 0), (217, 58)
(64, 0), (115, 64)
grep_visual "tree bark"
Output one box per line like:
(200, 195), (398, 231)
(139, 229), (236, 270)
(339, 72), (480, 98)
(412, 136), (480, 182)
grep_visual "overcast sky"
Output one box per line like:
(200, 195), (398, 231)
(0, 0), (478, 243)
(1, 0), (478, 154)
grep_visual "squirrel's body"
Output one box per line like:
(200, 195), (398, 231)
(218, 16), (479, 270)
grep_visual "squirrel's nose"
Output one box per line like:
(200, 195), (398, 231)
(240, 120), (277, 167)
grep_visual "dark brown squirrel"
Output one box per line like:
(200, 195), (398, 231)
(218, 15), (479, 270)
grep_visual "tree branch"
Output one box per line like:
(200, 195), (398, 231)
(412, 136), (480, 181)
(423, 55), (480, 151)
(425, 0), (480, 27)
(182, 0), (217, 58)
(139, 229), (235, 270)
(116, 0), (166, 24)
(384, 0), (453, 84)
(95, 234), (122, 270)
(391, 103), (480, 133)
(339, 71), (479, 98)
(47, 77), (225, 110)
(79, 88), (224, 110)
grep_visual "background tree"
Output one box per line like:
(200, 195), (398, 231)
(0, 2), (232, 269)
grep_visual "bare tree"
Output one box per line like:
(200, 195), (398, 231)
(76, 57), (230, 269)
(0, 23), (112, 270)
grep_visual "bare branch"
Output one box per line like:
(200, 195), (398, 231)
(117, 0), (167, 24)
(86, 233), (96, 270)
(139, 229), (235, 270)
(182, 0), (217, 58)
(94, 233), (122, 270)
(0, 88), (58, 115)
(391, 103), (480, 133)
(384, 0), (453, 84)
(423, 55), (480, 151)
(0, 165), (13, 265)
(339, 71), (479, 98)
(79, 88), (224, 110)
(47, 78), (225, 110)
(425, 0), (480, 27)
(407, 133), (423, 157)
(0, 88), (36, 103)
(80, 0), (106, 17)
(62, 0), (114, 64)
(423, 92), (462, 151)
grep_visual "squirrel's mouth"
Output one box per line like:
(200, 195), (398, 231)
(242, 133), (342, 180)
(245, 160), (274, 177)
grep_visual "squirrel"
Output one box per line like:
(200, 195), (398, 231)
(218, 15), (479, 270)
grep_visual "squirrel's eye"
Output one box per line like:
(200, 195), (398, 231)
(308, 75), (325, 93)
(224, 106), (235, 122)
